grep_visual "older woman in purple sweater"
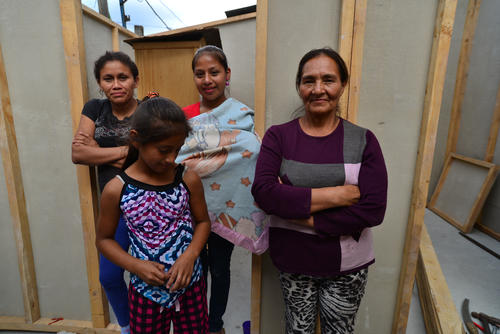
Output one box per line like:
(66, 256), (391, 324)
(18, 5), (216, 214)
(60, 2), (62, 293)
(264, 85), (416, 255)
(251, 48), (388, 334)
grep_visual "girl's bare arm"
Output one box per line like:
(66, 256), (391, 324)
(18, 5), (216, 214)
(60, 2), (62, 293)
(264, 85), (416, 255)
(96, 177), (166, 286)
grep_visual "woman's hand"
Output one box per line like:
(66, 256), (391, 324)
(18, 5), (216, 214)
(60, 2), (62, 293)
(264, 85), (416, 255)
(165, 252), (196, 292)
(310, 185), (360, 213)
(72, 132), (98, 147)
(334, 185), (360, 206)
(132, 260), (167, 286)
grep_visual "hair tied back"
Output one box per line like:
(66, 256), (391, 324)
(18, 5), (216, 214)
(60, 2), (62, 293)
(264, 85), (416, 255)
(147, 91), (160, 98)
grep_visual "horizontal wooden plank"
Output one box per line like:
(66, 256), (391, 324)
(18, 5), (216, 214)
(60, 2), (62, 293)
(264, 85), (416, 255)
(417, 225), (465, 334)
(0, 316), (118, 334)
(145, 12), (256, 39)
(82, 5), (138, 38)
(132, 40), (203, 50)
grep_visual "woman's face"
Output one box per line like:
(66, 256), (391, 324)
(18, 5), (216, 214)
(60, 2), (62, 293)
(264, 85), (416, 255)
(98, 60), (138, 105)
(299, 55), (345, 116)
(193, 53), (231, 106)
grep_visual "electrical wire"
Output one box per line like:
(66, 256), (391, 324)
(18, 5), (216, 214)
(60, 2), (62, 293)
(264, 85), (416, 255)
(158, 0), (184, 24)
(144, 0), (171, 30)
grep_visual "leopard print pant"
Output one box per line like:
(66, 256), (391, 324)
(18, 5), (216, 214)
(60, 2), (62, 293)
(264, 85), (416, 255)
(279, 268), (368, 334)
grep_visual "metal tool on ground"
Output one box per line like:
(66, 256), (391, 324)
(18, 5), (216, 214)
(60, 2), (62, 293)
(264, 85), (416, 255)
(472, 312), (500, 334)
(462, 299), (479, 334)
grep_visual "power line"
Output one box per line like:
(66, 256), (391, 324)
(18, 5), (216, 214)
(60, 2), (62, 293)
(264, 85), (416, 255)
(144, 0), (171, 30)
(158, 0), (184, 24)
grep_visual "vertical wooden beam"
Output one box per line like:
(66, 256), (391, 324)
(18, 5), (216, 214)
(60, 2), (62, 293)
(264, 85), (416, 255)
(444, 0), (482, 158)
(251, 0), (268, 333)
(338, 0), (355, 120)
(345, 0), (367, 123)
(392, 0), (457, 333)
(0, 43), (40, 324)
(484, 84), (500, 163)
(59, 0), (109, 328)
(112, 27), (120, 52)
(253, 0), (268, 137)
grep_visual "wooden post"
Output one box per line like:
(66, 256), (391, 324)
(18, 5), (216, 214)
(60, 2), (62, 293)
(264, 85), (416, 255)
(112, 27), (120, 51)
(97, 0), (110, 19)
(345, 0), (367, 123)
(59, 0), (109, 327)
(444, 0), (482, 158)
(338, 0), (355, 120)
(392, 0), (457, 333)
(0, 43), (41, 324)
(251, 0), (268, 332)
(484, 84), (500, 163)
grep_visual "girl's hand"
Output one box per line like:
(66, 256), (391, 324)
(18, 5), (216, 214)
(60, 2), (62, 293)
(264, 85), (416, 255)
(165, 252), (196, 292)
(133, 260), (167, 286)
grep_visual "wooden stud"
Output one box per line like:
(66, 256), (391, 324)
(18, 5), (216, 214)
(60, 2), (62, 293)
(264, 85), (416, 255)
(484, 84), (500, 163)
(253, 0), (268, 138)
(444, 0), (482, 158)
(82, 5), (137, 38)
(392, 0), (457, 332)
(338, 0), (355, 120)
(0, 43), (40, 324)
(251, 1), (268, 333)
(475, 83), (500, 238)
(0, 316), (119, 334)
(112, 27), (119, 51)
(346, 0), (367, 123)
(59, 0), (109, 327)
(416, 225), (466, 334)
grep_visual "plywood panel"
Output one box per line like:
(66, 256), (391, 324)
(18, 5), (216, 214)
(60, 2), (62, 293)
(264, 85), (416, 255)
(135, 43), (201, 106)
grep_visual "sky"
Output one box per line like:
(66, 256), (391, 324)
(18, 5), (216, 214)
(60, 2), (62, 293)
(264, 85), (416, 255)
(81, 0), (256, 35)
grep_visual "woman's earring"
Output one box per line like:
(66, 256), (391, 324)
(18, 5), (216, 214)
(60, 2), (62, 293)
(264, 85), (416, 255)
(225, 80), (230, 87)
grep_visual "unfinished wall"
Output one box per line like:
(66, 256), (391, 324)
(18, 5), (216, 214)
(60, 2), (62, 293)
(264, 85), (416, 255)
(0, 0), (136, 323)
(430, 0), (500, 233)
(218, 19), (256, 110)
(0, 0), (90, 319)
(260, 0), (436, 332)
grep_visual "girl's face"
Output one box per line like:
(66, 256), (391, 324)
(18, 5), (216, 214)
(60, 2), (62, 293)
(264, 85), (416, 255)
(299, 55), (345, 116)
(98, 60), (138, 105)
(136, 133), (186, 175)
(193, 53), (231, 107)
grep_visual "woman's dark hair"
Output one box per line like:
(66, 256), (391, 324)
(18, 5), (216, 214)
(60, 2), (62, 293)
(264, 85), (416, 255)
(295, 47), (349, 91)
(94, 51), (139, 82)
(191, 45), (229, 72)
(122, 96), (191, 169)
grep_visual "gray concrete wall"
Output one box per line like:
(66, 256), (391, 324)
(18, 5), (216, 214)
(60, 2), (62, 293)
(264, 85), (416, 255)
(261, 0), (436, 333)
(0, 0), (137, 322)
(0, 0), (90, 319)
(430, 0), (500, 234)
(218, 19), (256, 110)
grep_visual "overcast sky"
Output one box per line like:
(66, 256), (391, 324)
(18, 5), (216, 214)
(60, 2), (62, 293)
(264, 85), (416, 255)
(81, 0), (256, 35)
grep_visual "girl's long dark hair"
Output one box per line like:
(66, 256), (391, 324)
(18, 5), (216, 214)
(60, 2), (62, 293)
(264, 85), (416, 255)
(122, 96), (191, 170)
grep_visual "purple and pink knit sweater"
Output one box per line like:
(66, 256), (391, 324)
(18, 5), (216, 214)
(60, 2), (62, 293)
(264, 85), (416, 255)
(251, 118), (388, 276)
